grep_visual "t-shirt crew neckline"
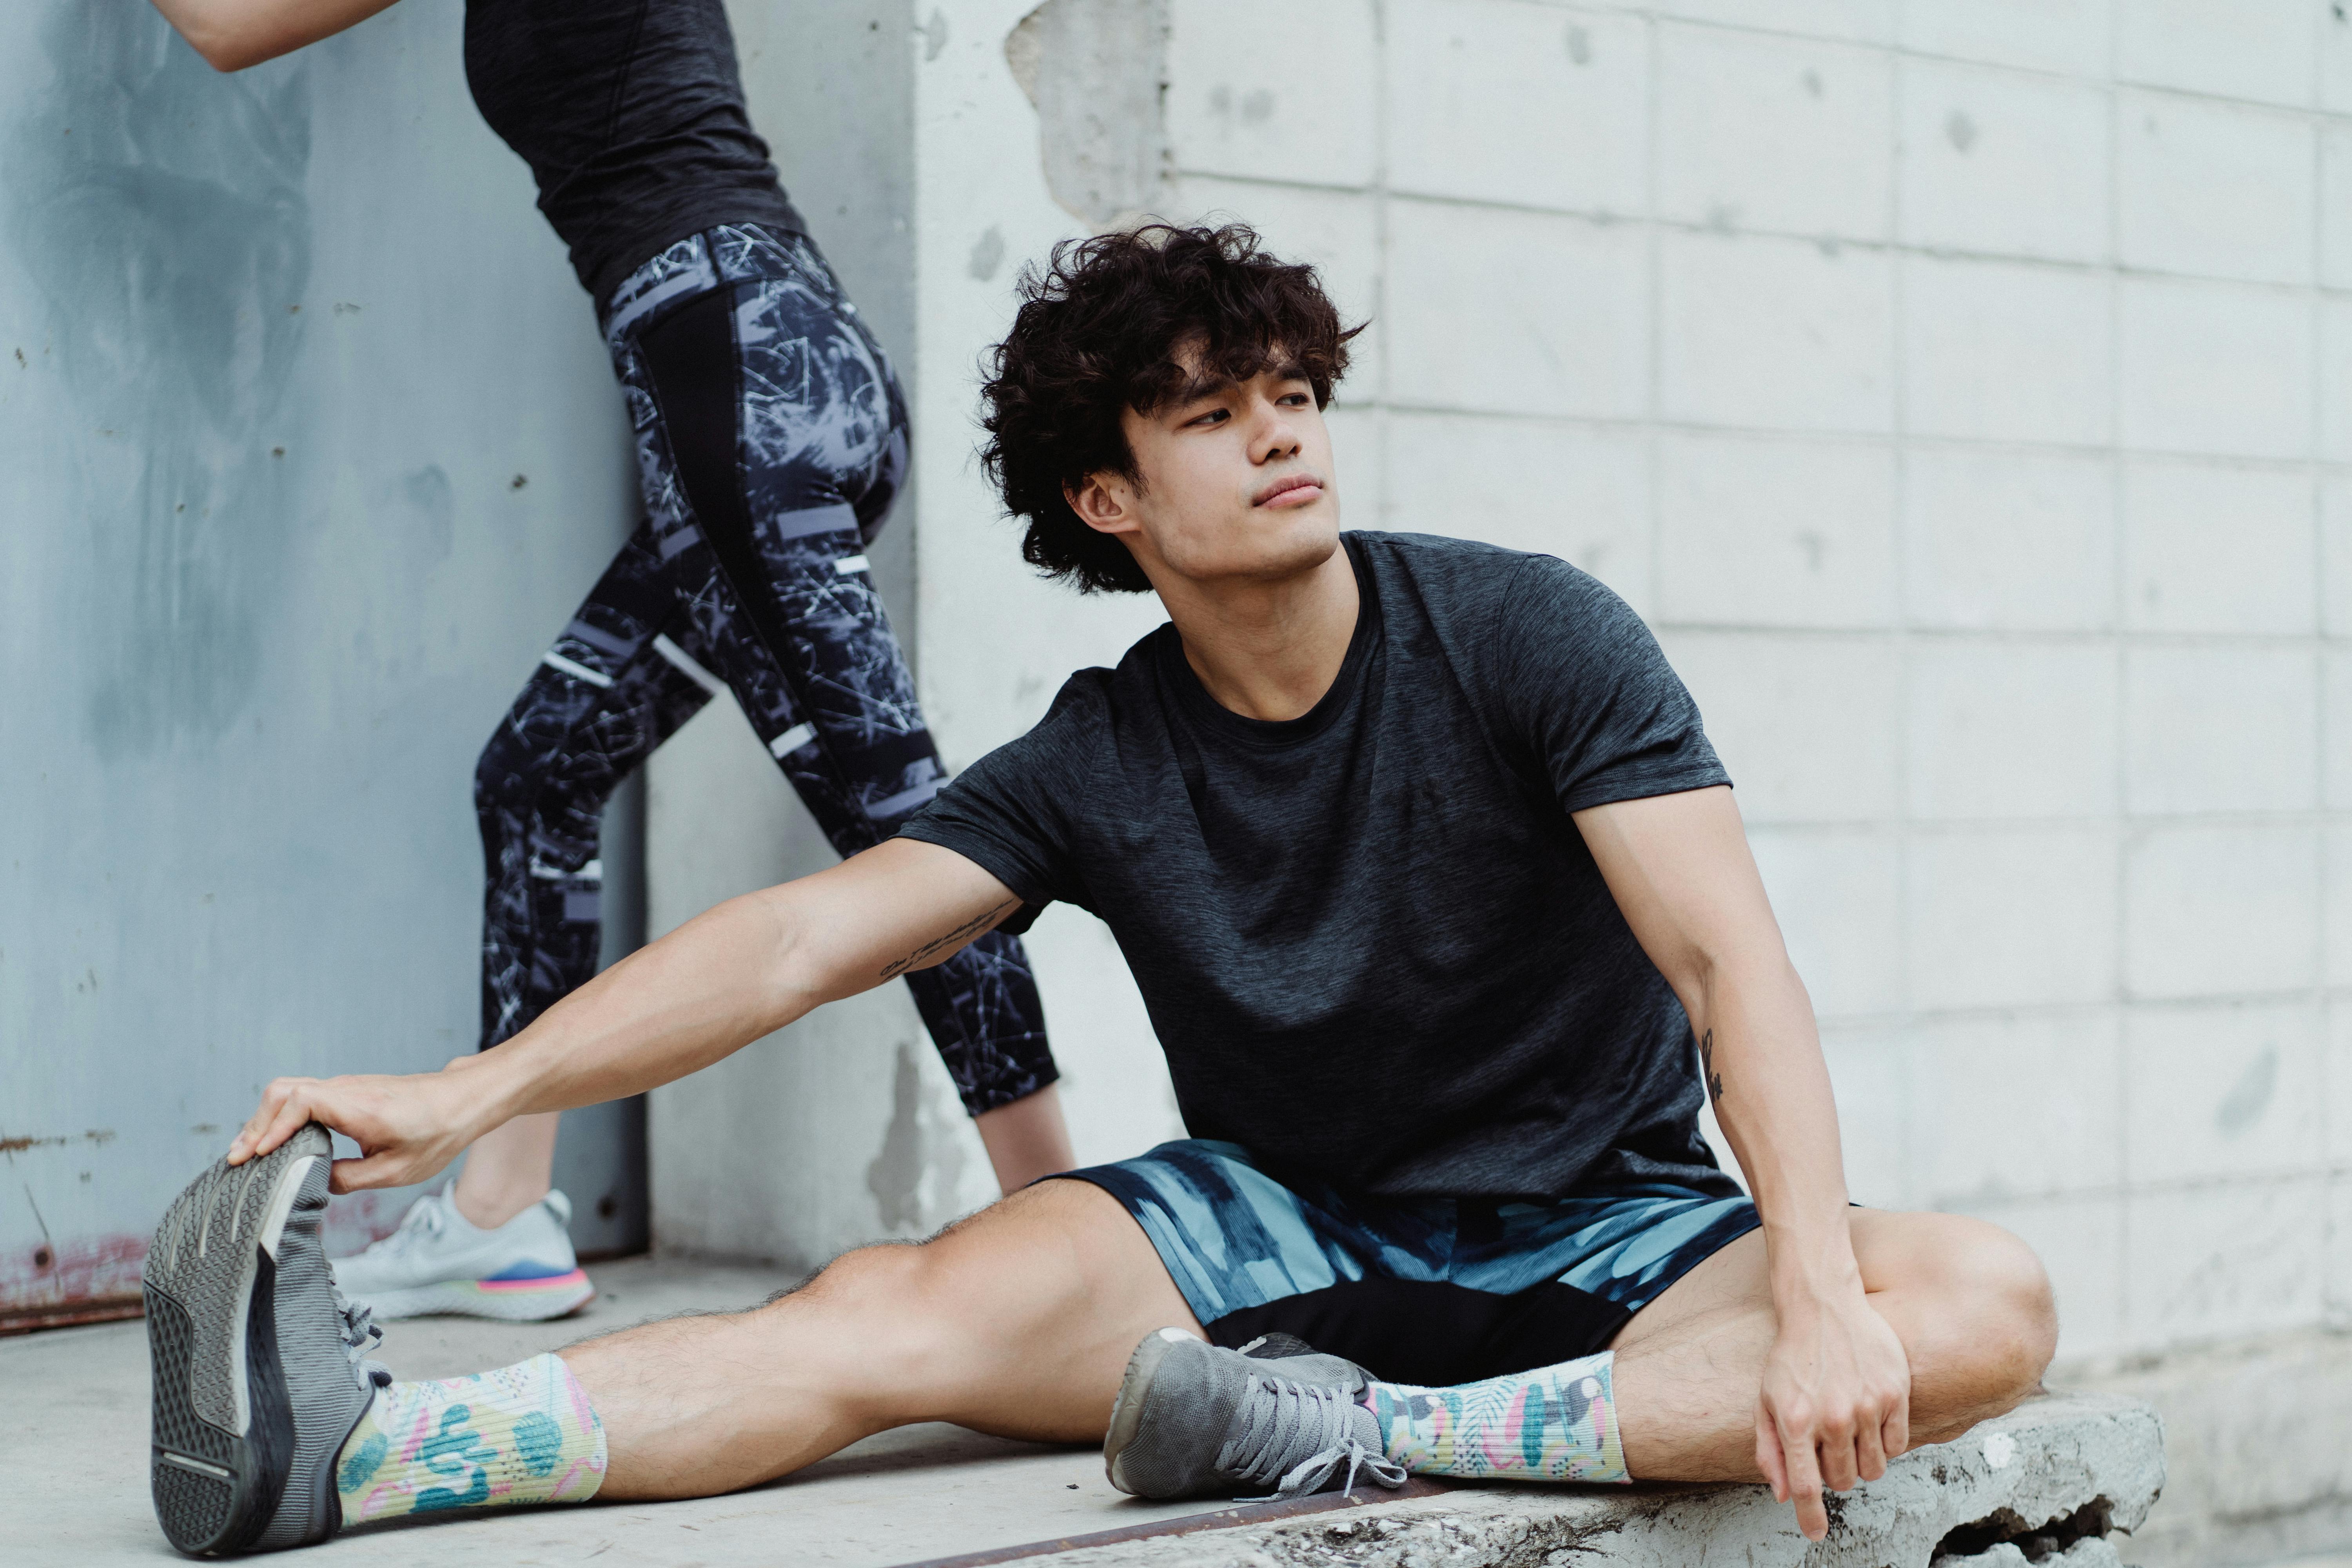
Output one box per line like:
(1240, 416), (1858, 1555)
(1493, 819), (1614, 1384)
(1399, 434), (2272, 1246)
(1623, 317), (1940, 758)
(1152, 534), (1381, 751)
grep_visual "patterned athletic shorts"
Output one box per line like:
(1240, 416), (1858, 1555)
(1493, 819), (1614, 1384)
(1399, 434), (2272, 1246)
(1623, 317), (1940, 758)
(1065, 1140), (1760, 1386)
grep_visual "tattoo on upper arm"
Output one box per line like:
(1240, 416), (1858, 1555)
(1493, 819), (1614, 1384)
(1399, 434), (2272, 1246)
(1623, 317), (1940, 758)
(878, 899), (1018, 980)
(1699, 1028), (1724, 1106)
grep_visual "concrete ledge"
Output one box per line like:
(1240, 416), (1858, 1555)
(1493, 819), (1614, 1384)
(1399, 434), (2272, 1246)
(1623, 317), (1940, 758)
(986, 1392), (2163, 1568)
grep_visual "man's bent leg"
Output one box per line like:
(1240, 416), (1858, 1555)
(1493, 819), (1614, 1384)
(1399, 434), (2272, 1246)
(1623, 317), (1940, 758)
(563, 1177), (1198, 1499)
(1606, 1209), (2058, 1483)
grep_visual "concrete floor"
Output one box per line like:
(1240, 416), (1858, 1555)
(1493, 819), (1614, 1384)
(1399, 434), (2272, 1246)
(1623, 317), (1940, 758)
(2, 1256), (1224, 1566)
(10, 1256), (2345, 1568)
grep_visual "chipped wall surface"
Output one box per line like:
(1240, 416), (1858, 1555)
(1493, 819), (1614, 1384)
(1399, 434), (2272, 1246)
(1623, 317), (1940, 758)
(0, 0), (644, 1311)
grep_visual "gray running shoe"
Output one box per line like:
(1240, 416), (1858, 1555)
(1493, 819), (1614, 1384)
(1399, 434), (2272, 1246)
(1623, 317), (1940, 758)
(144, 1123), (388, 1556)
(1103, 1327), (1407, 1502)
(1233, 1331), (1372, 1392)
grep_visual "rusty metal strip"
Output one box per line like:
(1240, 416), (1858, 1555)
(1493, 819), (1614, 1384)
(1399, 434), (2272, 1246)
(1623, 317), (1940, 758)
(0, 1294), (145, 1336)
(889, 1477), (1452, 1568)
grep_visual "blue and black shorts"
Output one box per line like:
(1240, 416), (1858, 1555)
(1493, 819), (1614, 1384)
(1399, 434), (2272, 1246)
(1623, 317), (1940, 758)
(1063, 1140), (1760, 1386)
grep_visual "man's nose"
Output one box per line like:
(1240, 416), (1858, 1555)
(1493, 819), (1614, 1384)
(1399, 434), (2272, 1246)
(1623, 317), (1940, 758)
(1252, 405), (1303, 463)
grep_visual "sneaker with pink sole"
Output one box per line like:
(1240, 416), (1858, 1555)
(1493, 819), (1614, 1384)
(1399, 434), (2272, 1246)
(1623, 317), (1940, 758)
(330, 1189), (593, 1322)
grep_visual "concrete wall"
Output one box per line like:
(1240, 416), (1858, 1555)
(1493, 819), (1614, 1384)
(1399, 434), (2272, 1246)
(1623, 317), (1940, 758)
(0, 0), (648, 1318)
(901, 0), (2352, 1374)
(641, 0), (1191, 1270)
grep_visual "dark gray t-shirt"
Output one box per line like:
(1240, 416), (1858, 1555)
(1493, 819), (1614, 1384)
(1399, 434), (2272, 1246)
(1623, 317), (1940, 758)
(903, 532), (1736, 1201)
(464, 0), (806, 305)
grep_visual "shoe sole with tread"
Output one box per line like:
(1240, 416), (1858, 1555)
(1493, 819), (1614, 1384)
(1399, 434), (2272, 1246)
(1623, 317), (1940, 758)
(1103, 1326), (1201, 1496)
(143, 1124), (348, 1557)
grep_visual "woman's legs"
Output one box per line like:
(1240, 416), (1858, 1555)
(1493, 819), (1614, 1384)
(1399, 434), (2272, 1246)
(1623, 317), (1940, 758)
(459, 525), (719, 1230)
(619, 226), (1057, 1118)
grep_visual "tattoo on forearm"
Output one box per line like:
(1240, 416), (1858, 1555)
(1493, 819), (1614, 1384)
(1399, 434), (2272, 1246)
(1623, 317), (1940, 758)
(878, 899), (1017, 980)
(1699, 1028), (1724, 1106)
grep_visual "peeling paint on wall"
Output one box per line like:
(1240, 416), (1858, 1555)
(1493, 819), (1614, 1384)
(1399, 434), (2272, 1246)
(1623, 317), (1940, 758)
(3, 6), (311, 759)
(1004, 0), (1169, 230)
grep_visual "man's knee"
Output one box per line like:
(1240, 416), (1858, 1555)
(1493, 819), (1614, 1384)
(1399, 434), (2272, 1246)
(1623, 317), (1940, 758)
(1880, 1213), (2058, 1399)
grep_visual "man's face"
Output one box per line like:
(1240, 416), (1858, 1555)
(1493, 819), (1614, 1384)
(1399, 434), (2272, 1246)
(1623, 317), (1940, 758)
(1071, 350), (1340, 589)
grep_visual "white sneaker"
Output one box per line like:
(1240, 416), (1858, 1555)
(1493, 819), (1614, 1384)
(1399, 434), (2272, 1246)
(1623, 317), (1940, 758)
(329, 1188), (594, 1321)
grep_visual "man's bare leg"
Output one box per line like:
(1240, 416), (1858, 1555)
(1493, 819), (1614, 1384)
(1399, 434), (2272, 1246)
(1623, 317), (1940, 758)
(562, 1177), (1198, 1499)
(1609, 1209), (2058, 1482)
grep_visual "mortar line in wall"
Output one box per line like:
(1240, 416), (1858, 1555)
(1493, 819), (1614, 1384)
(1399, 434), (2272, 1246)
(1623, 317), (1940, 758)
(1367, 401), (2352, 472)
(2103, 10), (2138, 1349)
(1182, 165), (2352, 307)
(1643, 4), (1663, 620)
(1586, 3), (2352, 123)
(1820, 989), (2347, 1023)
(1816, 991), (2350, 1023)
(2307, 14), (2335, 1230)
(1882, 5), (1921, 1213)
(1655, 621), (2336, 650)
(1371, 0), (1392, 526)
(1744, 808), (2345, 832)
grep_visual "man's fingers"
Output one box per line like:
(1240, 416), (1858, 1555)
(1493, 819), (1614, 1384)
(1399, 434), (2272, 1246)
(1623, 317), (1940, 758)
(230, 1079), (300, 1163)
(233, 1083), (319, 1165)
(1778, 1416), (1829, 1543)
(1854, 1405), (1889, 1483)
(1817, 1410), (1860, 1492)
(328, 1153), (402, 1194)
(1882, 1391), (1911, 1462)
(1754, 1403), (1789, 1501)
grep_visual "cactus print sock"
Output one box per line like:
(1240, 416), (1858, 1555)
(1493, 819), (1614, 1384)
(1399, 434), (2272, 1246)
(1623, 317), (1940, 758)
(332, 1352), (606, 1525)
(1363, 1350), (1627, 1483)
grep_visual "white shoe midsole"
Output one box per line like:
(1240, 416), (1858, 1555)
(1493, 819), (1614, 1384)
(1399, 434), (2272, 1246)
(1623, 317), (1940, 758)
(353, 1272), (595, 1322)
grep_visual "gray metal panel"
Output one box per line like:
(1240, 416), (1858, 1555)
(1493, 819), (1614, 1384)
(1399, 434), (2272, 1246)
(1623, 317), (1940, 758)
(0, 0), (642, 1316)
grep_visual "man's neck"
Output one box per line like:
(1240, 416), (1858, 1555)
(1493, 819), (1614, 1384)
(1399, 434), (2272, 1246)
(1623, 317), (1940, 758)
(1160, 541), (1360, 722)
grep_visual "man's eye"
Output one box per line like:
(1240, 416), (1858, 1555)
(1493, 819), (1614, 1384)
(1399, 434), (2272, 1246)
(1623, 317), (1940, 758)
(1189, 408), (1228, 427)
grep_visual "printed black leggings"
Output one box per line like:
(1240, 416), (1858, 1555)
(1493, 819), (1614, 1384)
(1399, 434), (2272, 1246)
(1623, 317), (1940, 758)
(472, 224), (1056, 1113)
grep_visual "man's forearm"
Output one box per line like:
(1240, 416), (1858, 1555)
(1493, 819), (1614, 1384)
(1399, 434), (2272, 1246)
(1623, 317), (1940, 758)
(1691, 957), (1859, 1306)
(467, 885), (824, 1128)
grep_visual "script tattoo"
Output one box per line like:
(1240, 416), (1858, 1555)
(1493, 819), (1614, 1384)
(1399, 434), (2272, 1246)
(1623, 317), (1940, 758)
(1699, 1028), (1724, 1106)
(879, 899), (1017, 980)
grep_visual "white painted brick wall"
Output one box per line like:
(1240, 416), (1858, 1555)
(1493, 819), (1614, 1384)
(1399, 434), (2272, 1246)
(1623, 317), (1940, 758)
(903, 0), (2352, 1365)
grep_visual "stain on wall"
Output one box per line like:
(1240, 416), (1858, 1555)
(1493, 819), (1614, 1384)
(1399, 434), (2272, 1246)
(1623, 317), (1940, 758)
(4, 7), (312, 758)
(867, 1041), (929, 1232)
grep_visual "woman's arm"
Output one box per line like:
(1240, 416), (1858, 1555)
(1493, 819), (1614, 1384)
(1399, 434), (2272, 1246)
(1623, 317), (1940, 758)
(149, 0), (404, 72)
(973, 1084), (1078, 1194)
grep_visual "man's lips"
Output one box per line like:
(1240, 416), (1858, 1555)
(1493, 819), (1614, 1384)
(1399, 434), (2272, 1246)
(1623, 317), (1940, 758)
(1253, 474), (1325, 508)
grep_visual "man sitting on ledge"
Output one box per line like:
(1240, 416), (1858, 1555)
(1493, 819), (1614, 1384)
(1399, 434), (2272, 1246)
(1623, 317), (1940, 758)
(144, 223), (2056, 1558)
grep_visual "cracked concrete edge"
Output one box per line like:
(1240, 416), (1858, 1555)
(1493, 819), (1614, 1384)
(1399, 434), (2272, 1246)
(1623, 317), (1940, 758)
(1021, 1392), (2165, 1568)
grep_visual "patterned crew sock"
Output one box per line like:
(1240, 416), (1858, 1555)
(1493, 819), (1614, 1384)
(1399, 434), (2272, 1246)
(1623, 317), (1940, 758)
(1363, 1350), (1627, 1483)
(333, 1352), (606, 1525)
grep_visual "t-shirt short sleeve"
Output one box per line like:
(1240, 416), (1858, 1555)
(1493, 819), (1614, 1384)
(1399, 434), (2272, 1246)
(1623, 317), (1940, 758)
(1492, 554), (1730, 814)
(894, 676), (1104, 929)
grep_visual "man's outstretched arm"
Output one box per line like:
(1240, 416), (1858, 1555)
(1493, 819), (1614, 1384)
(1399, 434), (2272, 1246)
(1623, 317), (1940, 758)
(227, 838), (1024, 1191)
(148, 0), (404, 72)
(1575, 784), (1909, 1539)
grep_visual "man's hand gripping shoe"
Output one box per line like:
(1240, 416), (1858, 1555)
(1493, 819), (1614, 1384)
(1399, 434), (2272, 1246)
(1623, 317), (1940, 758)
(144, 1123), (388, 1556)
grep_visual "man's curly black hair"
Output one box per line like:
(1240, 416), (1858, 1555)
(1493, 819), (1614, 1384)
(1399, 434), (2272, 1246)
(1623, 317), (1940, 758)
(978, 223), (1363, 594)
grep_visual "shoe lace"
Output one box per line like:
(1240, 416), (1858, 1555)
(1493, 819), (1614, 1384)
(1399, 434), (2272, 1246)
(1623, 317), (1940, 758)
(1218, 1375), (1407, 1502)
(334, 1284), (389, 1389)
(360, 1193), (447, 1259)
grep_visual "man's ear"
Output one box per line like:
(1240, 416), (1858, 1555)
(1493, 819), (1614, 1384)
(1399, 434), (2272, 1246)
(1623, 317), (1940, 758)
(1065, 473), (1140, 538)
